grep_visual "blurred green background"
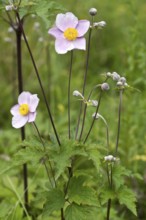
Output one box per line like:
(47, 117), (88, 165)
(0, 0), (146, 219)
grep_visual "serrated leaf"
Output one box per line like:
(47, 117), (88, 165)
(100, 188), (116, 205)
(65, 203), (98, 220)
(85, 147), (102, 170)
(13, 145), (44, 167)
(112, 164), (132, 190)
(43, 189), (65, 216)
(50, 140), (87, 179)
(19, 0), (64, 28)
(117, 186), (137, 216)
(68, 176), (99, 206)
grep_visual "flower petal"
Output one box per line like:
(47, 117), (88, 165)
(28, 112), (37, 123)
(48, 27), (63, 39)
(56, 12), (78, 31)
(12, 115), (28, 129)
(55, 38), (74, 54)
(73, 38), (86, 50)
(29, 94), (39, 112)
(10, 104), (19, 116)
(76, 20), (90, 37)
(18, 91), (31, 105)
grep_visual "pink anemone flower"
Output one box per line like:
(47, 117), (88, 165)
(10, 91), (39, 129)
(48, 12), (90, 54)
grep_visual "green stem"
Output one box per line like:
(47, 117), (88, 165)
(75, 27), (92, 140)
(68, 51), (73, 139)
(115, 89), (123, 156)
(16, 12), (61, 147)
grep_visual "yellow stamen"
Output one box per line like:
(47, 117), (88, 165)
(64, 28), (78, 41)
(19, 104), (29, 116)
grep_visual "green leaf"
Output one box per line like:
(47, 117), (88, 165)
(85, 146), (103, 170)
(19, 0), (64, 28)
(112, 164), (132, 190)
(43, 189), (65, 216)
(65, 203), (98, 220)
(100, 188), (116, 205)
(117, 186), (137, 216)
(50, 140), (87, 179)
(68, 176), (99, 206)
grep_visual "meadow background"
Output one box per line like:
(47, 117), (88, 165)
(0, 0), (146, 219)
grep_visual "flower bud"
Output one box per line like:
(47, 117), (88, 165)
(119, 77), (126, 84)
(73, 90), (84, 99)
(93, 21), (106, 28)
(117, 81), (123, 87)
(89, 8), (97, 16)
(112, 72), (120, 81)
(5, 5), (13, 11)
(101, 83), (110, 91)
(92, 113), (100, 119)
(104, 155), (116, 162)
(106, 72), (112, 77)
(89, 100), (98, 107)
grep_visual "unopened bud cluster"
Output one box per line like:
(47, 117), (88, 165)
(106, 72), (128, 88)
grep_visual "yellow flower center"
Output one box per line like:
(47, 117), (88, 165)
(19, 104), (29, 116)
(64, 28), (78, 41)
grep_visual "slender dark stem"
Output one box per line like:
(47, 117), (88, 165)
(16, 12), (61, 147)
(75, 27), (92, 140)
(106, 164), (113, 220)
(33, 122), (56, 188)
(16, 20), (29, 212)
(106, 199), (112, 220)
(68, 51), (73, 139)
(79, 84), (100, 141)
(115, 89), (123, 156)
(83, 90), (103, 144)
(61, 208), (65, 220)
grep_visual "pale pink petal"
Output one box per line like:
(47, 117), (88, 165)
(28, 112), (37, 122)
(56, 12), (78, 32)
(76, 20), (90, 37)
(55, 38), (74, 54)
(12, 115), (28, 129)
(18, 92), (31, 105)
(73, 38), (86, 50)
(29, 94), (39, 112)
(10, 104), (19, 116)
(48, 27), (63, 39)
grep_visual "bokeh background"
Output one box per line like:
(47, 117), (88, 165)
(0, 0), (146, 219)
